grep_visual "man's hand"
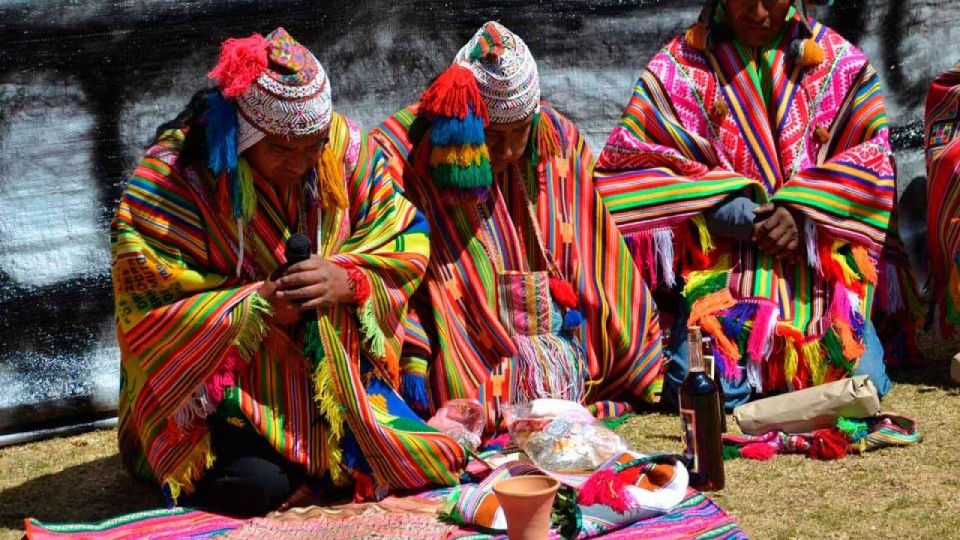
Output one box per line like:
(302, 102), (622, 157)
(752, 203), (801, 260)
(259, 275), (302, 325)
(277, 255), (353, 309)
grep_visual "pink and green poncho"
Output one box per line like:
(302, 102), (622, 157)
(595, 10), (921, 394)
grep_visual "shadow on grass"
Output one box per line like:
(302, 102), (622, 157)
(887, 334), (960, 391)
(0, 453), (162, 531)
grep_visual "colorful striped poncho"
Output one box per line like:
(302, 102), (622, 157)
(112, 112), (464, 502)
(371, 103), (664, 424)
(595, 12), (921, 394)
(925, 64), (960, 336)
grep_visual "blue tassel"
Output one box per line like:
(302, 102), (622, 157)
(563, 309), (584, 331)
(851, 311), (866, 341)
(721, 302), (757, 340)
(401, 372), (430, 412)
(205, 91), (243, 219)
(430, 112), (485, 146)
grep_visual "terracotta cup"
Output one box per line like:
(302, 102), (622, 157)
(492, 475), (560, 540)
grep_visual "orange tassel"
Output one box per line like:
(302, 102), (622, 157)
(688, 289), (736, 326)
(701, 315), (742, 362)
(851, 246), (878, 285)
(685, 22), (709, 52)
(535, 111), (562, 161)
(799, 38), (825, 67)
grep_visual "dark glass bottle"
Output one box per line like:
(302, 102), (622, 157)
(701, 335), (727, 433)
(679, 326), (725, 491)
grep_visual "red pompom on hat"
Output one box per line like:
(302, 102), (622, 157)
(420, 63), (488, 123)
(208, 33), (270, 98)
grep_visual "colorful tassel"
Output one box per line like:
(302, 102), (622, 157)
(746, 302), (777, 362)
(722, 445), (741, 461)
(420, 62), (494, 192)
(578, 469), (634, 514)
(685, 22), (709, 52)
(740, 443), (777, 461)
(793, 38), (825, 68)
(809, 428), (848, 460)
(837, 417), (869, 443)
(207, 33), (270, 98)
(205, 91), (238, 179)
(563, 309), (584, 331)
(468, 21), (505, 61)
(550, 277), (579, 310)
(318, 144), (349, 209)
(420, 64), (488, 123)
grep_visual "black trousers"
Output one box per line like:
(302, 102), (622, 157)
(185, 415), (305, 518)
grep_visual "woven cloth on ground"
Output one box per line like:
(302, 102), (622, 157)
(25, 482), (746, 539)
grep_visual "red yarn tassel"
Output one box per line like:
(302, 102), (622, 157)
(549, 277), (578, 310)
(809, 428), (848, 460)
(578, 469), (633, 513)
(419, 64), (488, 123)
(740, 443), (777, 461)
(208, 33), (270, 98)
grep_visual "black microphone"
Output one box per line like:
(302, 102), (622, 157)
(284, 233), (312, 266)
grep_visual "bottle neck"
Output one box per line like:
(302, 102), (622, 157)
(687, 327), (706, 372)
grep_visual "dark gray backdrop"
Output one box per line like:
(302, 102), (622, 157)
(1, 0), (956, 434)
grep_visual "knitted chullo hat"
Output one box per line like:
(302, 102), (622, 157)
(455, 21), (541, 124)
(419, 21), (558, 194)
(685, 0), (825, 67)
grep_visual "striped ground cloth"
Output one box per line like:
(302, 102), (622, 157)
(25, 489), (745, 539)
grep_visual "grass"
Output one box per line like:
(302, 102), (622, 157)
(1, 335), (958, 539)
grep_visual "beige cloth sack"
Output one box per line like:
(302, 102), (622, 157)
(733, 375), (880, 435)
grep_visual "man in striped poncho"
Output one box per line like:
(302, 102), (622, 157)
(372, 22), (664, 430)
(113, 28), (463, 517)
(595, 0), (921, 407)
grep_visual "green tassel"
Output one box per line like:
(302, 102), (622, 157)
(235, 293), (271, 360)
(722, 445), (741, 461)
(601, 413), (635, 431)
(683, 270), (728, 306)
(837, 416), (869, 442)
(822, 328), (854, 370)
(432, 160), (493, 190)
(237, 158), (257, 223)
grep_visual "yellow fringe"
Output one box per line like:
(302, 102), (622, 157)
(831, 241), (860, 286)
(236, 293), (271, 361)
(691, 215), (716, 252)
(163, 433), (216, 504)
(318, 144), (349, 210)
(429, 145), (488, 167)
(803, 341), (827, 386)
(313, 358), (347, 486)
(851, 245), (878, 285)
(783, 338), (799, 389)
